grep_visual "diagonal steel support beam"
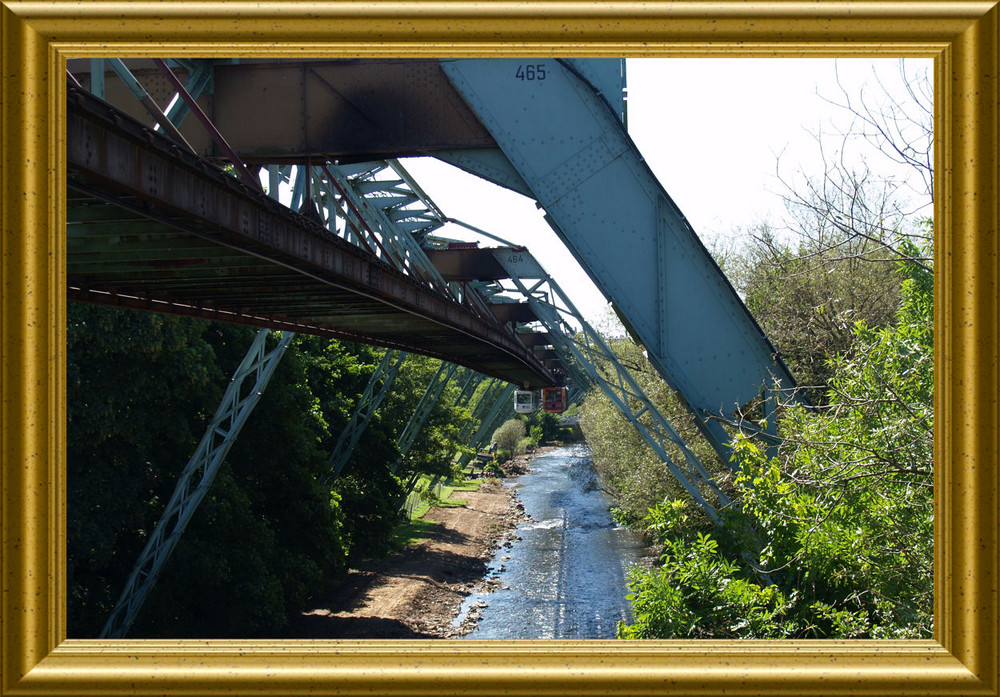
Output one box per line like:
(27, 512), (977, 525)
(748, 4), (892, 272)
(457, 382), (518, 468)
(394, 361), (461, 464)
(486, 247), (731, 525)
(162, 60), (214, 128)
(441, 58), (799, 433)
(152, 58), (264, 193)
(457, 377), (503, 444)
(324, 350), (407, 481)
(105, 58), (193, 152)
(100, 328), (294, 638)
(453, 368), (483, 408)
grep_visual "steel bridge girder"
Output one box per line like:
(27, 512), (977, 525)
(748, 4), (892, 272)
(440, 58), (797, 420)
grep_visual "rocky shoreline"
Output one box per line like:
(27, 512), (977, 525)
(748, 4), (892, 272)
(288, 452), (538, 639)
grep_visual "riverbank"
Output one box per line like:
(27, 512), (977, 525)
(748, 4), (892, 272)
(289, 454), (536, 638)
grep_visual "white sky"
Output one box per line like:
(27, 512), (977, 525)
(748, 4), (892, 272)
(401, 57), (933, 326)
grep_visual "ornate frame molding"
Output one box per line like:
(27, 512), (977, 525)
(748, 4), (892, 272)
(2, 2), (996, 694)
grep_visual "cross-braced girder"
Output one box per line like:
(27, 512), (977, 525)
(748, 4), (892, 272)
(475, 248), (732, 524)
(325, 349), (408, 482)
(100, 328), (293, 638)
(394, 360), (462, 466)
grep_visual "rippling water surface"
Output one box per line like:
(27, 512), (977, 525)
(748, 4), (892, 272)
(456, 445), (645, 639)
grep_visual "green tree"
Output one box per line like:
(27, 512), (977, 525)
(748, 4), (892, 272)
(522, 409), (562, 444)
(385, 356), (469, 482)
(736, 224), (902, 403)
(69, 309), (357, 638)
(67, 304), (222, 635)
(298, 340), (404, 563)
(618, 248), (933, 639)
(578, 336), (727, 527)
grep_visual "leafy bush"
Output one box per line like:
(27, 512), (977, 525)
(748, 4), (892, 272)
(483, 461), (504, 478)
(617, 250), (934, 639)
(529, 425), (544, 446)
(492, 419), (526, 457)
(619, 524), (796, 639)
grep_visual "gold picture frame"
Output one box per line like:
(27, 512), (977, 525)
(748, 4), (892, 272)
(1, 1), (996, 695)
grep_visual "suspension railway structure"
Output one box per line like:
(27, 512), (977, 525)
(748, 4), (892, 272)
(65, 58), (796, 638)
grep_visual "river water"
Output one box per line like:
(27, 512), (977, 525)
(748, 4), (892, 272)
(456, 445), (646, 639)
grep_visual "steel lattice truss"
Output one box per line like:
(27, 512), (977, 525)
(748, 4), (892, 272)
(89, 62), (529, 638)
(100, 329), (294, 638)
(88, 56), (764, 637)
(474, 248), (733, 525)
(456, 380), (517, 468)
(324, 349), (408, 482)
(393, 361), (462, 471)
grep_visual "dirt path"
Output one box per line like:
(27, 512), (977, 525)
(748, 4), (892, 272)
(289, 473), (528, 639)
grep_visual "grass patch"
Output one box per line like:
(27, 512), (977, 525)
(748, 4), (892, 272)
(401, 495), (433, 522)
(393, 474), (481, 547)
(449, 478), (482, 492)
(391, 518), (442, 550)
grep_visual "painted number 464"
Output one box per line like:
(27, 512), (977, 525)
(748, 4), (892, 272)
(515, 64), (547, 81)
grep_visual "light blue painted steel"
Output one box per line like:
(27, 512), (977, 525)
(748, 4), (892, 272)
(395, 361), (460, 461)
(106, 58), (150, 102)
(374, 163), (724, 517)
(290, 164), (308, 211)
(456, 379), (512, 468)
(470, 382), (519, 454)
(325, 161), (450, 291)
(454, 369), (484, 407)
(484, 247), (729, 524)
(100, 329), (294, 638)
(105, 58), (192, 151)
(440, 58), (796, 428)
(458, 378), (503, 443)
(152, 58), (264, 194)
(432, 148), (534, 197)
(267, 165), (281, 201)
(89, 59), (104, 98)
(162, 61), (214, 128)
(315, 164), (405, 262)
(566, 58), (627, 123)
(324, 350), (407, 481)
(393, 362), (463, 511)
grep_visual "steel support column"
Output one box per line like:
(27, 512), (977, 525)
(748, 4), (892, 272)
(458, 382), (518, 468)
(324, 350), (407, 481)
(483, 246), (731, 524)
(100, 328), (294, 638)
(441, 58), (799, 438)
(394, 361), (461, 464)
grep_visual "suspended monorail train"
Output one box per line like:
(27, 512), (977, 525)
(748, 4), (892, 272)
(513, 386), (569, 414)
(513, 389), (539, 413)
(541, 386), (569, 413)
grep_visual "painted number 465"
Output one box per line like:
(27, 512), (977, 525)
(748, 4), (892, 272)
(515, 64), (547, 81)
